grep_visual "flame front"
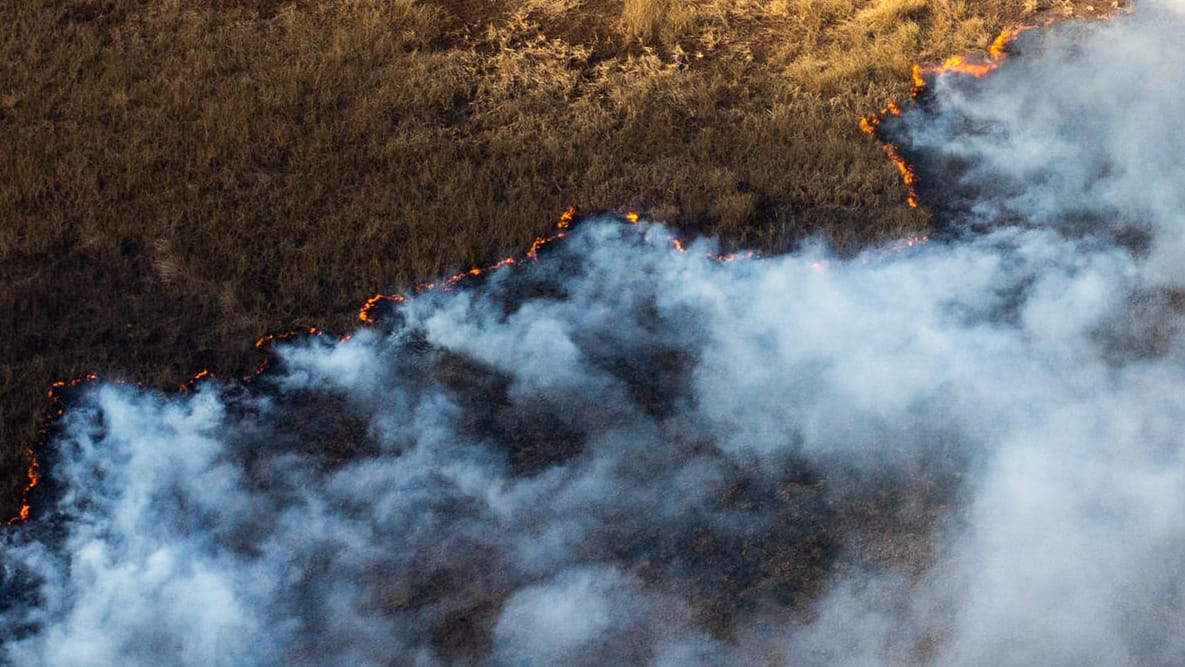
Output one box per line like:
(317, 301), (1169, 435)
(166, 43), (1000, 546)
(864, 22), (1051, 208)
(8, 374), (100, 525)
(358, 208), (579, 323)
(911, 22), (1049, 95)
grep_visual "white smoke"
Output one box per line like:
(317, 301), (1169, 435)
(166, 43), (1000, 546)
(4, 4), (1185, 665)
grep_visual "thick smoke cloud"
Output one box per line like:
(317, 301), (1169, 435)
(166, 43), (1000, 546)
(5, 4), (1185, 664)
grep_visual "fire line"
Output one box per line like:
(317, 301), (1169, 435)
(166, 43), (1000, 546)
(860, 21), (1053, 208)
(6, 199), (934, 526)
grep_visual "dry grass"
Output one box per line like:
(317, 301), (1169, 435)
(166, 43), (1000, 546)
(0, 0), (1120, 516)
(621, 0), (697, 42)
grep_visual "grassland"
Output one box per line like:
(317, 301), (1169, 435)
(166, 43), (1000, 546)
(0, 0), (1118, 517)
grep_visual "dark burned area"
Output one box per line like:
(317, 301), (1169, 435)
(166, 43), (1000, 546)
(3, 217), (963, 659)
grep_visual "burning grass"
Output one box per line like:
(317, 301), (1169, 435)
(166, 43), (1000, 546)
(0, 0), (1123, 518)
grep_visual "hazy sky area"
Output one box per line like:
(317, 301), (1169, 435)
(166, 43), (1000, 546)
(4, 2), (1185, 665)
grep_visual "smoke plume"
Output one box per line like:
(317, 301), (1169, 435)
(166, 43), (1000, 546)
(5, 4), (1185, 664)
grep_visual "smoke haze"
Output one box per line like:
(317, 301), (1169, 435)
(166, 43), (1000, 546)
(5, 4), (1185, 664)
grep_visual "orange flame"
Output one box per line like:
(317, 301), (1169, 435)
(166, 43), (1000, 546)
(911, 21), (1051, 96)
(911, 64), (927, 93)
(358, 294), (406, 323)
(7, 447), (39, 524)
(861, 102), (901, 136)
(713, 251), (756, 263)
(255, 327), (321, 350)
(358, 208), (577, 323)
(8, 373), (114, 525)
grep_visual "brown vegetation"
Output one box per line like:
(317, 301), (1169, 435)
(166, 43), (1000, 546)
(0, 0), (1118, 517)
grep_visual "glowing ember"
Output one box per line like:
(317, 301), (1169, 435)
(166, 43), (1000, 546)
(178, 369), (212, 394)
